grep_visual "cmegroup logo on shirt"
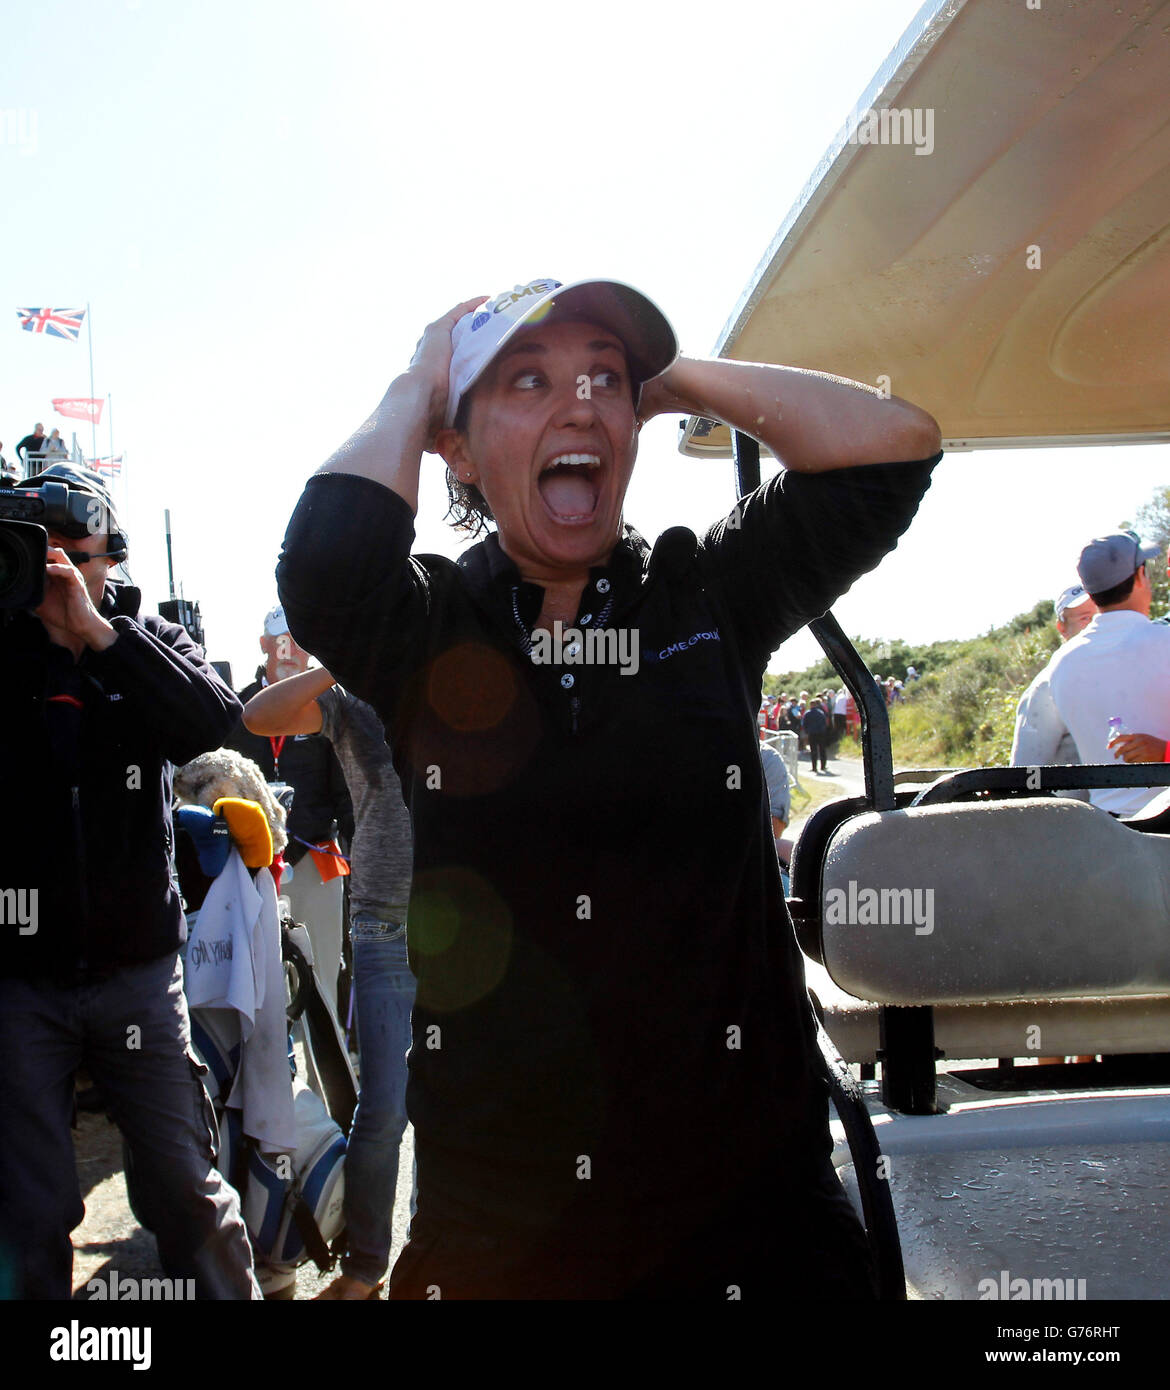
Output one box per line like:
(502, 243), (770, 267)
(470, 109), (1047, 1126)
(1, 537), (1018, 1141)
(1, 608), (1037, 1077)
(645, 627), (721, 664)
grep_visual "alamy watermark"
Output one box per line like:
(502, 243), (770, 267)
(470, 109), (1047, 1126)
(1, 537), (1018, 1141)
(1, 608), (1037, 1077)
(85, 1270), (194, 1301)
(848, 106), (934, 156)
(0, 887), (38, 934)
(529, 620), (639, 676)
(979, 1269), (1087, 1300)
(824, 880), (934, 935)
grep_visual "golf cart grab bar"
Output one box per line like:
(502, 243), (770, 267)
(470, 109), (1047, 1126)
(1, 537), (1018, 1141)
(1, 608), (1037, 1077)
(808, 611), (895, 811)
(912, 764), (1170, 807)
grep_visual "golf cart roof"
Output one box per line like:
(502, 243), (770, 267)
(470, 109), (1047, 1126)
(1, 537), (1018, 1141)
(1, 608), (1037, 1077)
(680, 0), (1170, 457)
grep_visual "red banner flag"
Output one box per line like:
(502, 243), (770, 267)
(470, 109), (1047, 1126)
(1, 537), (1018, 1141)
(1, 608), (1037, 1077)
(52, 397), (104, 423)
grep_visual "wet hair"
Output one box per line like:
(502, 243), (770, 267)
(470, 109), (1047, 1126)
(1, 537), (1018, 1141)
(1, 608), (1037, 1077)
(443, 393), (496, 537)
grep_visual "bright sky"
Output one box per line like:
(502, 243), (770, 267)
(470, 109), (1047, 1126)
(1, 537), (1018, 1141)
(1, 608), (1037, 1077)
(4, 0), (1168, 684)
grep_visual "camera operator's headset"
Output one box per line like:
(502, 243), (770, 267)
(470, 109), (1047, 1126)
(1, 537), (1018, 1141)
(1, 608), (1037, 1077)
(62, 532), (128, 568)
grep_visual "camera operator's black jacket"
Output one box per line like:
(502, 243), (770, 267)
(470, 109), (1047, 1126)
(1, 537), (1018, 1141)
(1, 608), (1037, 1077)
(1, 581), (242, 981)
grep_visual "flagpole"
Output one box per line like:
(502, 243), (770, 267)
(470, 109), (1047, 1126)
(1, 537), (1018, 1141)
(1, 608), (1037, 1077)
(86, 301), (97, 462)
(108, 392), (127, 565)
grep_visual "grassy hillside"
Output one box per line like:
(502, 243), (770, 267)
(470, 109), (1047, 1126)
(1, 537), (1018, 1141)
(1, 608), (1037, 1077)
(886, 620), (1060, 768)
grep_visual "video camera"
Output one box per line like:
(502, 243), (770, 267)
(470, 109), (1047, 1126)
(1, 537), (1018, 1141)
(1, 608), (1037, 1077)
(0, 481), (125, 610)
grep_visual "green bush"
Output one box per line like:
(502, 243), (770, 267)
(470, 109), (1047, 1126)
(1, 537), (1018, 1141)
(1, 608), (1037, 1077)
(887, 622), (1059, 767)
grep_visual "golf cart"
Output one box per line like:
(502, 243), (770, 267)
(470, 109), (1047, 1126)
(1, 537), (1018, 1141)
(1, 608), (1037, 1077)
(682, 0), (1170, 1300)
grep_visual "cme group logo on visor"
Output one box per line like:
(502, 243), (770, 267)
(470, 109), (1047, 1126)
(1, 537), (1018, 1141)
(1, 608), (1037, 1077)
(491, 279), (561, 318)
(445, 276), (677, 429)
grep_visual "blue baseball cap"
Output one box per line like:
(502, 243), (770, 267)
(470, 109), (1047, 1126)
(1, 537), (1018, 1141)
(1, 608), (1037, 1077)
(1076, 531), (1161, 594)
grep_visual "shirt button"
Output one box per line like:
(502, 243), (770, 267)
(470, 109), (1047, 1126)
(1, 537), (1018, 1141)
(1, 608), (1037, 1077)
(565, 642), (581, 658)
(560, 673), (575, 689)
(580, 613), (593, 625)
(596, 578), (610, 594)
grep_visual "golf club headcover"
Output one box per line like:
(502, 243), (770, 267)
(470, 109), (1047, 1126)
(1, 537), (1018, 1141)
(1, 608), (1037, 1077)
(175, 803), (232, 880)
(213, 796), (275, 869)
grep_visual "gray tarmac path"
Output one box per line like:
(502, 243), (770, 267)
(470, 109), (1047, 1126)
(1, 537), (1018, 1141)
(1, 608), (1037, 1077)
(787, 752), (867, 836)
(70, 1060), (415, 1301)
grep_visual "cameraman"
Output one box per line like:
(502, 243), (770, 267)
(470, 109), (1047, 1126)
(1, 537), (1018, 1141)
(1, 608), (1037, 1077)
(0, 463), (260, 1300)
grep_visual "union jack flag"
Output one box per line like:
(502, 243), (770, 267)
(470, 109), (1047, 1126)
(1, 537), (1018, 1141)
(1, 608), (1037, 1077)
(86, 454), (123, 477)
(17, 307), (86, 341)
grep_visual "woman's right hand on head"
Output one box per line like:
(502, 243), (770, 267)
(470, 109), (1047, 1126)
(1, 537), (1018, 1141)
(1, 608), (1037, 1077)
(407, 297), (489, 447)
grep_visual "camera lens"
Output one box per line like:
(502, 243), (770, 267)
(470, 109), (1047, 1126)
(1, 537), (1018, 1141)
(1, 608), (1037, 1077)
(0, 521), (45, 609)
(0, 529), (22, 593)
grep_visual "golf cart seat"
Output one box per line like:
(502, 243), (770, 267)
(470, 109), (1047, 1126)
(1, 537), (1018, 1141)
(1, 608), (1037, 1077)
(791, 792), (1170, 1299)
(795, 796), (1170, 1064)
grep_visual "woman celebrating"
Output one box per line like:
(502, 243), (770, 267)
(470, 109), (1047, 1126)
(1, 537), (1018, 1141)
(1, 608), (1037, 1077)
(277, 278), (941, 1299)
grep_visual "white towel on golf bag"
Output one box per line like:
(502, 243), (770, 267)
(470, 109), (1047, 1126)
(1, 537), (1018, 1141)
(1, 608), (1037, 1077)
(184, 849), (297, 1154)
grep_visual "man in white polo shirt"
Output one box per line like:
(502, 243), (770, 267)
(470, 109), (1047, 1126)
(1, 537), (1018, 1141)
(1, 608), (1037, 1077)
(1010, 583), (1097, 780)
(1044, 532), (1170, 817)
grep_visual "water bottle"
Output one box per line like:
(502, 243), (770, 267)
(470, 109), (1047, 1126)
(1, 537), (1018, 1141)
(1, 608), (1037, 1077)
(1107, 716), (1128, 758)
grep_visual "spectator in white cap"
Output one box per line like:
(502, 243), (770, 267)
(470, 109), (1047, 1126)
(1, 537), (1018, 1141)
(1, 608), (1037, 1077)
(1053, 584), (1096, 640)
(1010, 583), (1098, 789)
(1020, 532), (1170, 816)
(262, 603), (312, 680)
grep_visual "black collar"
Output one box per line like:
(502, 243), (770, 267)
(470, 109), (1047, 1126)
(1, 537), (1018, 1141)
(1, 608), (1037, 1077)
(457, 524), (652, 604)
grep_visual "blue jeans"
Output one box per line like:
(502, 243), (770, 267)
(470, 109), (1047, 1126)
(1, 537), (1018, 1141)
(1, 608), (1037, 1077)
(344, 915), (416, 1285)
(0, 954), (260, 1300)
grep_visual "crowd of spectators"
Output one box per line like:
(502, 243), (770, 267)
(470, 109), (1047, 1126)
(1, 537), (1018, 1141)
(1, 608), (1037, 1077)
(758, 663), (921, 769)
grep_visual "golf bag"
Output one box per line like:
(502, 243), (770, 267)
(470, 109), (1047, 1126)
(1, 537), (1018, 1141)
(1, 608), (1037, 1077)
(128, 804), (359, 1284)
(188, 919), (357, 1274)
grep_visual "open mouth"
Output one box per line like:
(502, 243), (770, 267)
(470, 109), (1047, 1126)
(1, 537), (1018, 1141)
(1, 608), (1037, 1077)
(537, 453), (602, 524)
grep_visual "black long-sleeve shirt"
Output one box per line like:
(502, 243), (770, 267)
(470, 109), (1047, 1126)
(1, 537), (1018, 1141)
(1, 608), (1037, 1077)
(276, 454), (939, 1249)
(2, 582), (242, 978)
